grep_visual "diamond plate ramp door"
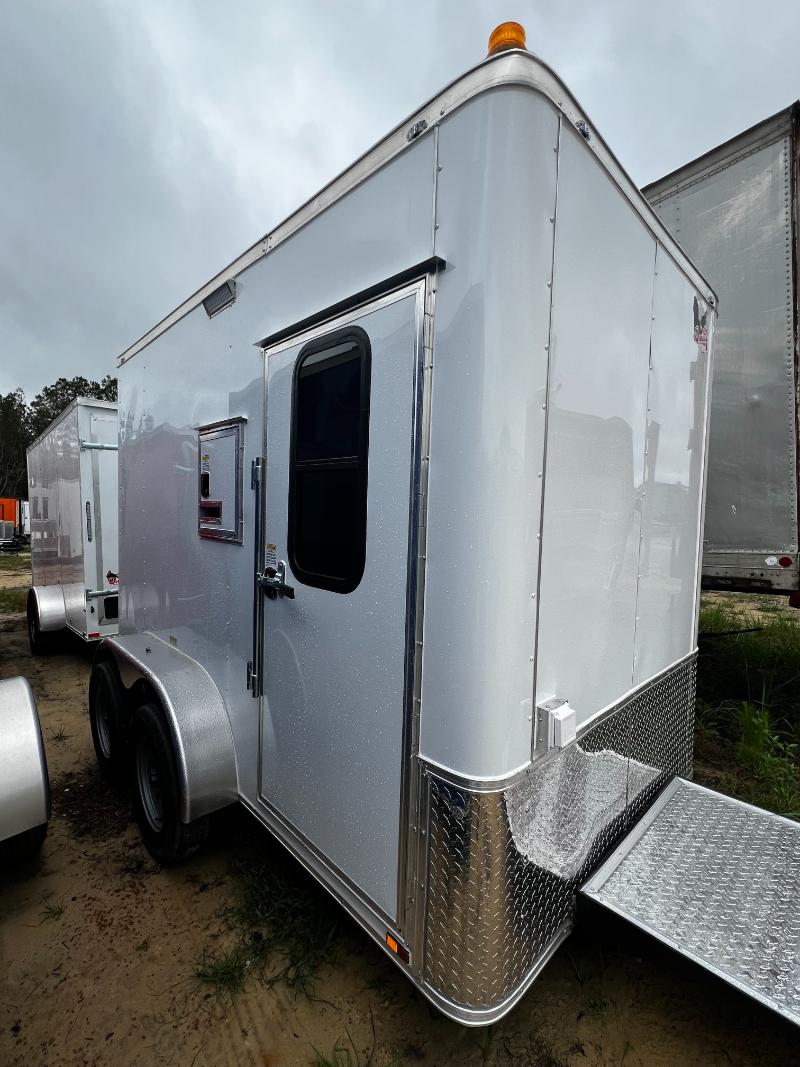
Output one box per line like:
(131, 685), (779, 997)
(581, 777), (800, 1025)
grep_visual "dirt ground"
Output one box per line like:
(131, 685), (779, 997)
(1, 572), (797, 1065)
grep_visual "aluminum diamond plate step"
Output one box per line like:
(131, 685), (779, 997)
(581, 777), (800, 1025)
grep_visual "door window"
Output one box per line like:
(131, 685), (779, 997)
(288, 326), (371, 592)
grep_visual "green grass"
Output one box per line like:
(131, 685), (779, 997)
(0, 551), (30, 573)
(0, 586), (27, 613)
(39, 894), (65, 922)
(196, 843), (340, 998)
(696, 596), (800, 818)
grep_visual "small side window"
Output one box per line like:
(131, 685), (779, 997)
(197, 418), (245, 544)
(288, 326), (371, 593)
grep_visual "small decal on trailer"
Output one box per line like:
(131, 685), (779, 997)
(265, 543), (278, 568)
(693, 296), (708, 352)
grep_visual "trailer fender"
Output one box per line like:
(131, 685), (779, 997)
(102, 633), (238, 823)
(0, 677), (50, 842)
(29, 584), (66, 631)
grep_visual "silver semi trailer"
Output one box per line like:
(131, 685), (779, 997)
(26, 398), (119, 651)
(90, 32), (799, 1027)
(645, 104), (800, 594)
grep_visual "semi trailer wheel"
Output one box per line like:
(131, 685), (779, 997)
(26, 594), (51, 656)
(131, 702), (209, 865)
(88, 660), (128, 786)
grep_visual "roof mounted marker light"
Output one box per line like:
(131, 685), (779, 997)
(487, 21), (526, 55)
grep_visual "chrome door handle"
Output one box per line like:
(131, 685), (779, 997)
(257, 559), (295, 600)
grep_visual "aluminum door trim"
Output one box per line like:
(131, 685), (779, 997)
(261, 279), (429, 361)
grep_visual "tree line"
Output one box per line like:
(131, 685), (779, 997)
(0, 375), (117, 498)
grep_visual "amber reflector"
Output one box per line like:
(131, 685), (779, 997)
(487, 21), (526, 55)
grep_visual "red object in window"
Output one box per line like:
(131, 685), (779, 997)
(778, 556), (793, 568)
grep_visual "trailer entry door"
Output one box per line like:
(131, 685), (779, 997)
(258, 283), (424, 922)
(582, 778), (800, 1025)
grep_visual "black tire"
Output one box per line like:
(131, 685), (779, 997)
(26, 593), (52, 656)
(1, 823), (48, 865)
(89, 660), (128, 786)
(131, 702), (209, 865)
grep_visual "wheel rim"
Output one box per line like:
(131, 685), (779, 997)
(94, 678), (112, 760)
(137, 737), (164, 833)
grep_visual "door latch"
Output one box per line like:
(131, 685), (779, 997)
(257, 559), (295, 600)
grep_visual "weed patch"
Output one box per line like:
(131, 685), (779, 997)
(197, 838), (341, 999)
(696, 596), (800, 818)
(0, 553), (30, 574)
(0, 586), (27, 613)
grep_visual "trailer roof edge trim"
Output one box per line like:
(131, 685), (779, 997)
(26, 397), (118, 455)
(644, 101), (799, 200)
(117, 48), (717, 369)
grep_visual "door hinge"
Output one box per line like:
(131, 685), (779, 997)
(247, 660), (257, 692)
(251, 457), (263, 490)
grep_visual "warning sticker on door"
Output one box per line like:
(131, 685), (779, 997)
(265, 543), (278, 568)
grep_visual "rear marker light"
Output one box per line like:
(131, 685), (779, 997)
(385, 933), (409, 963)
(779, 556), (793, 568)
(88, 632), (101, 639)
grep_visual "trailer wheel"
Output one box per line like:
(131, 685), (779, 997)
(88, 661), (128, 786)
(26, 594), (52, 656)
(131, 702), (209, 865)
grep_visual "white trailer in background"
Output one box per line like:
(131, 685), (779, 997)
(26, 398), (119, 651)
(90, 32), (799, 1027)
(644, 104), (800, 595)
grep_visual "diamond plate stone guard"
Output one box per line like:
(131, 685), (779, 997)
(421, 654), (697, 1013)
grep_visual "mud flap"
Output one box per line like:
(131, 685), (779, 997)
(581, 777), (800, 1025)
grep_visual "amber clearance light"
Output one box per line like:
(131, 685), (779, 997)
(487, 21), (527, 55)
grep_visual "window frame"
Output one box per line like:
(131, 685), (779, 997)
(287, 325), (372, 594)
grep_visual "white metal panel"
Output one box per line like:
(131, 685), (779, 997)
(260, 290), (421, 920)
(634, 250), (711, 682)
(248, 136), (434, 347)
(420, 88), (558, 780)
(117, 134), (435, 807)
(118, 304), (263, 788)
(536, 126), (656, 728)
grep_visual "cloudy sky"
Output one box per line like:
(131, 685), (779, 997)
(1, 0), (798, 398)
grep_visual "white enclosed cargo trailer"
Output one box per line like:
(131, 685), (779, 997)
(91, 38), (800, 1026)
(644, 104), (800, 594)
(26, 398), (119, 650)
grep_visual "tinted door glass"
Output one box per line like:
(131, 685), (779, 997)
(288, 327), (370, 593)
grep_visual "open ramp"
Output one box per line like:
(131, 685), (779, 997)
(581, 777), (800, 1025)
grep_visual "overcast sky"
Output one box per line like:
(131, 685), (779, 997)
(1, 0), (798, 398)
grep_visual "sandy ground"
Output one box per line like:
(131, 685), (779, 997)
(1, 577), (798, 1065)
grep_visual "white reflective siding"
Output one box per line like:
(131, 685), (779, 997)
(634, 249), (711, 682)
(119, 135), (435, 805)
(535, 127), (655, 726)
(420, 89), (558, 779)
